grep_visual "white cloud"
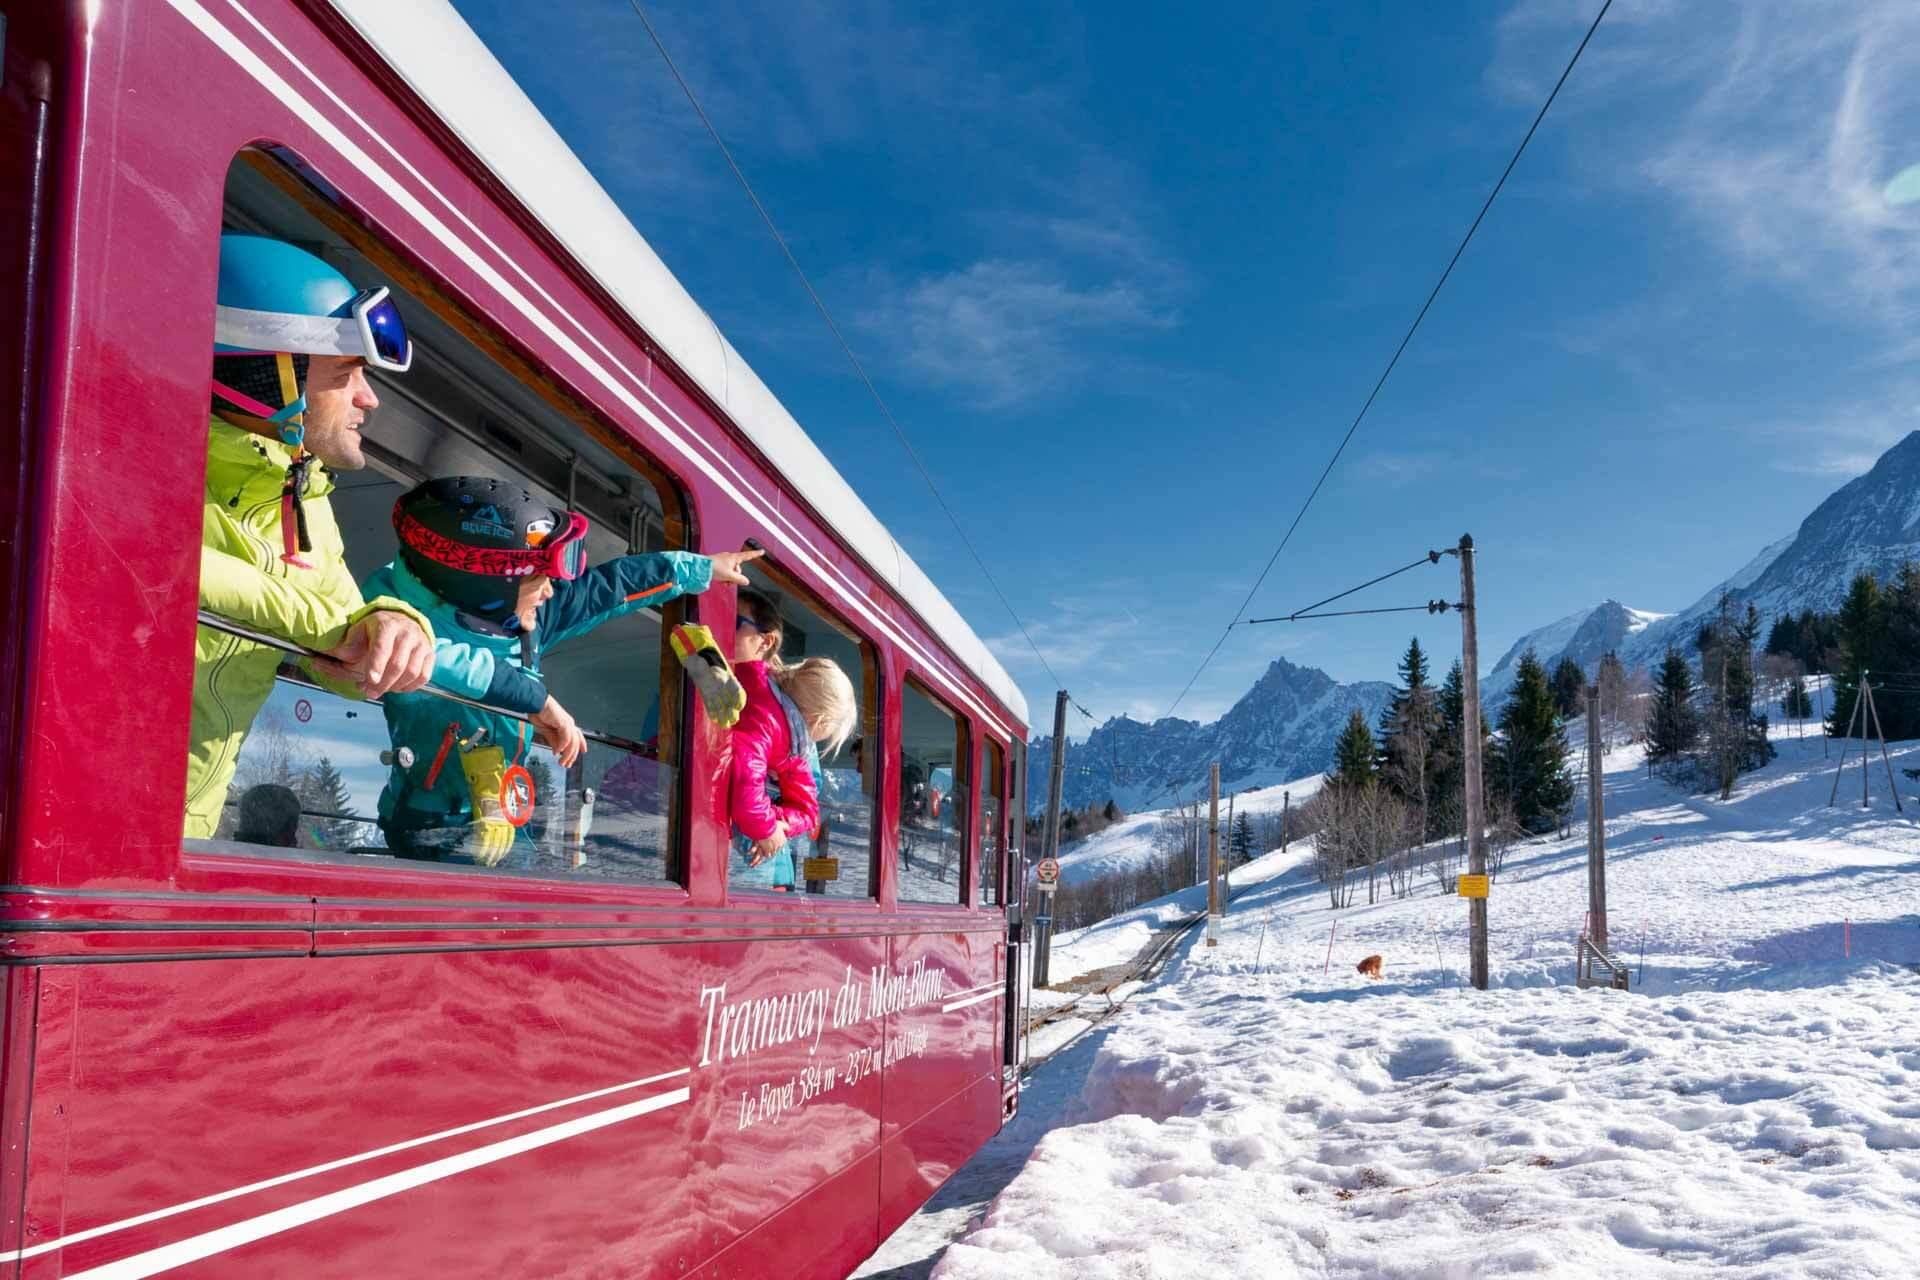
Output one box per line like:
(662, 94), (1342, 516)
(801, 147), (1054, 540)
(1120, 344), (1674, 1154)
(862, 260), (1177, 407)
(1496, 1), (1920, 330)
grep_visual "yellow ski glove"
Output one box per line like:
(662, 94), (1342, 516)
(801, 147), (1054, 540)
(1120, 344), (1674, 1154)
(671, 623), (746, 728)
(459, 744), (518, 868)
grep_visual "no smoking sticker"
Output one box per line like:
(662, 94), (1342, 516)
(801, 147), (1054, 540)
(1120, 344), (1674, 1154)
(500, 765), (537, 828)
(294, 699), (313, 723)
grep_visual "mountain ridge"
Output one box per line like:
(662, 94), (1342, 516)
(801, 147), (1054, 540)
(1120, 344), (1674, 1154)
(1027, 656), (1393, 812)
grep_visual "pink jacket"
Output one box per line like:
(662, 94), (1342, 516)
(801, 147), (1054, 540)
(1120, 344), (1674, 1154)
(728, 660), (820, 842)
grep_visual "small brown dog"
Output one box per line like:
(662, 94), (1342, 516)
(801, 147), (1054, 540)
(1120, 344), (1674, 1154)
(1355, 954), (1384, 979)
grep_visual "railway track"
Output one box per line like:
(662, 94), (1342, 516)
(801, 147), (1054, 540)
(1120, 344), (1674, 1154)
(1021, 886), (1242, 1072)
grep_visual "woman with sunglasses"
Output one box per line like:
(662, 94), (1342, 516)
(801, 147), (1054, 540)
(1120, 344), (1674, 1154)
(364, 476), (761, 865)
(727, 591), (824, 892)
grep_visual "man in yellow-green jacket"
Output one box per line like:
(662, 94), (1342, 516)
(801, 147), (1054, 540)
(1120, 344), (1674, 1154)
(185, 235), (436, 839)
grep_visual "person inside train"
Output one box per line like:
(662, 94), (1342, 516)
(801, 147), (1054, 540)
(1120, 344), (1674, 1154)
(365, 476), (760, 865)
(727, 591), (855, 890)
(232, 783), (302, 848)
(188, 234), (437, 839)
(768, 655), (860, 888)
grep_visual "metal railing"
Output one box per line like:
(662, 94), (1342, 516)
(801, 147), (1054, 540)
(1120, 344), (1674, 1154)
(196, 609), (657, 758)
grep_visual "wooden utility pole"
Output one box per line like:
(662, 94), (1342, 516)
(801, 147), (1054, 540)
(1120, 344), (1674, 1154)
(1033, 690), (1069, 988)
(1864, 678), (1904, 814)
(1223, 788), (1236, 899)
(1818, 679), (1828, 757)
(1457, 534), (1489, 990)
(1829, 680), (1864, 807)
(1585, 685), (1609, 955)
(1206, 764), (1221, 947)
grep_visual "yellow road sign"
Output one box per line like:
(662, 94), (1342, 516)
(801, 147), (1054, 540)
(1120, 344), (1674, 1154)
(1456, 874), (1490, 899)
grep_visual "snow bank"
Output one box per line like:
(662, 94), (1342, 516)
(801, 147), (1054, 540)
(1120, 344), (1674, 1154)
(937, 967), (1920, 1279)
(927, 717), (1920, 1278)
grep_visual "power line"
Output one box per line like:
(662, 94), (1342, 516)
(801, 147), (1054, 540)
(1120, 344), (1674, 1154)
(1248, 602), (1455, 623)
(1243, 551), (1449, 625)
(624, 0), (1093, 721)
(1158, 0), (1614, 720)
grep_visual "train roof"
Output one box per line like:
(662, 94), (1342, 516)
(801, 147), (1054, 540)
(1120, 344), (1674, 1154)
(328, 0), (1028, 730)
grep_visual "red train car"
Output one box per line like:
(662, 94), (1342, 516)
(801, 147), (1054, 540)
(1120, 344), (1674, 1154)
(0, 2), (1032, 1275)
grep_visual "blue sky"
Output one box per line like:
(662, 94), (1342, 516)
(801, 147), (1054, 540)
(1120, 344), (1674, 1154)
(450, 0), (1920, 734)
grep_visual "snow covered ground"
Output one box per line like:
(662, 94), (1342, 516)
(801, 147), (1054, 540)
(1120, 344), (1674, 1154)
(1046, 774), (1324, 889)
(868, 717), (1920, 1278)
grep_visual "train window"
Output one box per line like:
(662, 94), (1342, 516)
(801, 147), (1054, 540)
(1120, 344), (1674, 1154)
(729, 566), (878, 899)
(979, 738), (1005, 907)
(898, 679), (968, 904)
(184, 149), (691, 886)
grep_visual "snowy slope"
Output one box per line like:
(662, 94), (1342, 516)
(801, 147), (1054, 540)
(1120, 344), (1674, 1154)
(889, 715), (1920, 1278)
(1046, 774), (1324, 889)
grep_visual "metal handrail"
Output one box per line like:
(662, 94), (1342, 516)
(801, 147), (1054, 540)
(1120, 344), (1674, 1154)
(196, 609), (657, 758)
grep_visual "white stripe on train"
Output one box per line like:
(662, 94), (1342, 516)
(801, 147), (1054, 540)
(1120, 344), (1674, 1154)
(62, 1085), (691, 1280)
(0, 1068), (692, 1265)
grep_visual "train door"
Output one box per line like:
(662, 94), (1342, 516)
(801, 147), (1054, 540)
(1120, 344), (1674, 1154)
(1003, 738), (1027, 1089)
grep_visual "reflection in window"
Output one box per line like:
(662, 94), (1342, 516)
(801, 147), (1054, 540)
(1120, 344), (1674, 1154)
(980, 738), (1005, 907)
(899, 681), (968, 904)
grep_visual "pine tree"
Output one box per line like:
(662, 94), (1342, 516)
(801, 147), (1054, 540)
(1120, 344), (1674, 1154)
(1781, 675), (1813, 720)
(1549, 656), (1587, 720)
(1491, 650), (1573, 833)
(1829, 572), (1885, 741)
(1378, 637), (1443, 836)
(1647, 647), (1697, 768)
(1875, 562), (1920, 739)
(1230, 811), (1254, 864)
(299, 756), (361, 851)
(1695, 594), (1772, 795)
(1331, 708), (1377, 791)
(1102, 798), (1123, 824)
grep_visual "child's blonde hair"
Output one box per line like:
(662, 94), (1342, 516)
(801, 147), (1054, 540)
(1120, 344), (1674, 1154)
(774, 657), (858, 757)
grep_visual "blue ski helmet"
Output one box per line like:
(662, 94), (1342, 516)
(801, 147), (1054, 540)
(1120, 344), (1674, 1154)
(211, 234), (413, 447)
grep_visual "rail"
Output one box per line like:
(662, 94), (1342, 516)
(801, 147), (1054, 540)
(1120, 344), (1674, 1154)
(196, 609), (657, 758)
(1022, 882), (1243, 1073)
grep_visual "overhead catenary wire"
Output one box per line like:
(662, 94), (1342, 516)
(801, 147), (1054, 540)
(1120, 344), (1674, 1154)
(1157, 0), (1615, 720)
(624, 0), (1094, 721)
(1249, 603), (1455, 623)
(1241, 550), (1452, 625)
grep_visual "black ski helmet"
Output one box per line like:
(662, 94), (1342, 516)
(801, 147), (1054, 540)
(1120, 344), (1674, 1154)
(392, 476), (588, 618)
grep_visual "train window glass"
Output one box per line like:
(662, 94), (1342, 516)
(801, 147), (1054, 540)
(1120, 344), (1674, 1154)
(898, 679), (968, 904)
(185, 149), (690, 886)
(729, 567), (878, 899)
(979, 738), (1005, 907)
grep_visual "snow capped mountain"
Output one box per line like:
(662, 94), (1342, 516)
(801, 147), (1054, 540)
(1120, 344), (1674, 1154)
(1483, 432), (1920, 700)
(1624, 434), (1920, 664)
(1482, 599), (1667, 705)
(1026, 657), (1393, 812)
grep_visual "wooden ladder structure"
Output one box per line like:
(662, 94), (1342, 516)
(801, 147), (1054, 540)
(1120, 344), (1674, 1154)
(1576, 935), (1629, 990)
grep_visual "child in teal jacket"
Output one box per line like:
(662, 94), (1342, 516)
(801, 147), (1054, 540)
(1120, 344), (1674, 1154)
(365, 476), (757, 865)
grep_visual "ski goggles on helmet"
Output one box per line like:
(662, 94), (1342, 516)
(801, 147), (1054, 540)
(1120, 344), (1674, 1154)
(214, 286), (414, 373)
(394, 508), (591, 581)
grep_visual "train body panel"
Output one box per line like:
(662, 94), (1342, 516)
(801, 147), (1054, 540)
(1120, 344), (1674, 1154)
(0, 1), (1030, 1275)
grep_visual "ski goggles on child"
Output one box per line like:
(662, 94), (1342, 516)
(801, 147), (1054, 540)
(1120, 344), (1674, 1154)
(214, 285), (414, 373)
(394, 509), (591, 581)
